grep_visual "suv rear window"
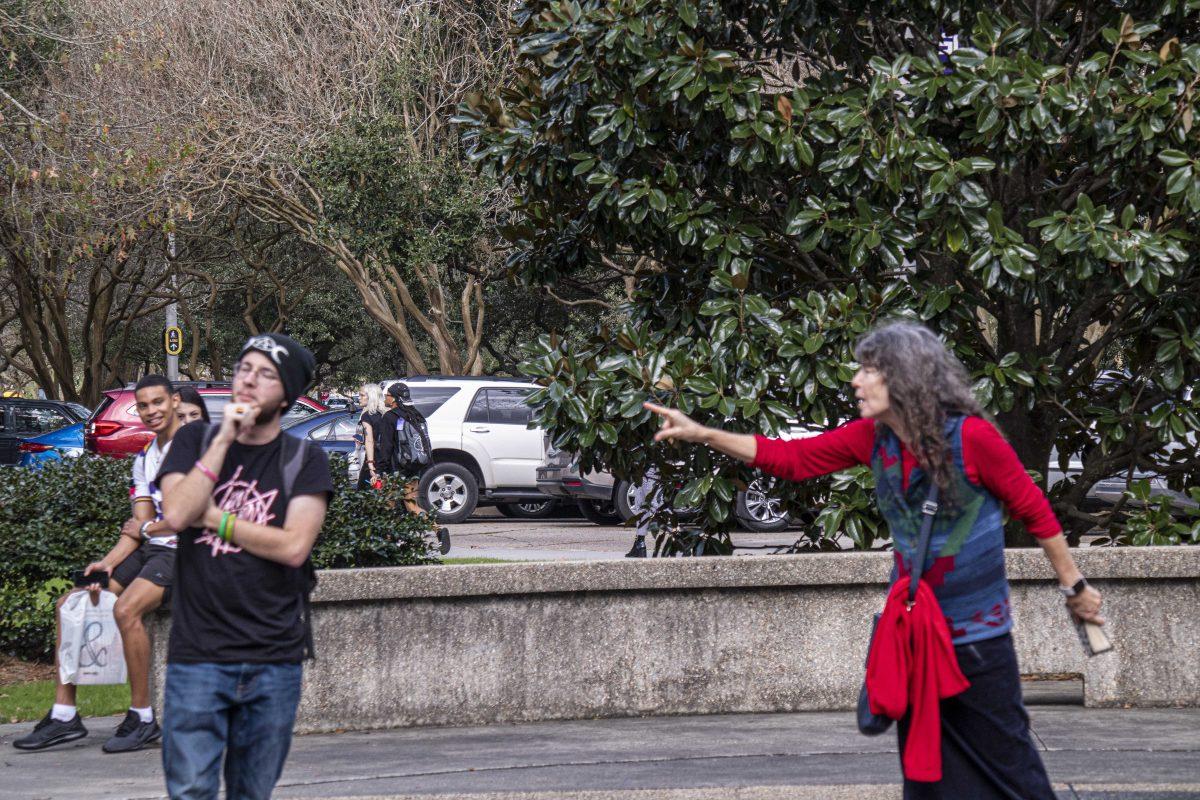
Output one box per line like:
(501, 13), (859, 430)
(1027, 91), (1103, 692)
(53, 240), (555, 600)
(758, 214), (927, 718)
(88, 395), (114, 424)
(409, 387), (460, 419)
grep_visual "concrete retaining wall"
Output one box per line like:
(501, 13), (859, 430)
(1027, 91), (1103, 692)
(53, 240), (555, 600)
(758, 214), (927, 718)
(148, 547), (1200, 734)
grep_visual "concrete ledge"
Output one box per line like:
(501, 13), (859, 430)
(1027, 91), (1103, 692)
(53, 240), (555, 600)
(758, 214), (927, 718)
(149, 547), (1200, 733)
(309, 547), (1200, 602)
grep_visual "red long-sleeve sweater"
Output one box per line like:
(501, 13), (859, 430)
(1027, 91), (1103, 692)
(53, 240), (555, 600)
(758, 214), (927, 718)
(867, 576), (971, 782)
(750, 417), (1061, 539)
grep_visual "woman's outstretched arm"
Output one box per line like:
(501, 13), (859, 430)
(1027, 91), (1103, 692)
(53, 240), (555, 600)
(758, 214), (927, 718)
(644, 402), (758, 462)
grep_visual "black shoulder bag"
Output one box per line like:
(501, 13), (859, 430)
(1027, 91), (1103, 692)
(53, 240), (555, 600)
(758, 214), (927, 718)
(857, 483), (940, 736)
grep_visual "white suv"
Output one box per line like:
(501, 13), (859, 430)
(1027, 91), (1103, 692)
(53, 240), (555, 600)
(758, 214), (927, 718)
(381, 377), (554, 523)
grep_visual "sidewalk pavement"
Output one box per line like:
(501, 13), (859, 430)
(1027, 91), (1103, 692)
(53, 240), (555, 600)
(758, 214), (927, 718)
(444, 514), (802, 561)
(3, 706), (1198, 800)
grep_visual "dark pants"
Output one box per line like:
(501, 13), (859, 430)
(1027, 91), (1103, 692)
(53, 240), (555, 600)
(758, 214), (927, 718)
(162, 661), (303, 800)
(899, 633), (1054, 800)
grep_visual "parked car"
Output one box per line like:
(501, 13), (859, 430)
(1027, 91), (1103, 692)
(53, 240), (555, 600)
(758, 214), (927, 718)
(537, 435), (792, 531)
(17, 422), (86, 467)
(537, 444), (622, 524)
(1046, 446), (1195, 511)
(541, 423), (1195, 532)
(84, 381), (326, 457)
(283, 409), (361, 482)
(0, 398), (90, 465)
(381, 376), (558, 523)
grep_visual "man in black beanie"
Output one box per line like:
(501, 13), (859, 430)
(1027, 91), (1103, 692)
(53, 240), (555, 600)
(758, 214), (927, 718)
(157, 333), (333, 800)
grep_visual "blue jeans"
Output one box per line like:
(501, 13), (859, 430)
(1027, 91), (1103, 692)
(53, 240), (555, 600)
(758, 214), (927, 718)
(162, 661), (303, 800)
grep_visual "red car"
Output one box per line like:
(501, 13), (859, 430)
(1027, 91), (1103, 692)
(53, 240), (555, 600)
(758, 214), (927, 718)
(84, 381), (327, 457)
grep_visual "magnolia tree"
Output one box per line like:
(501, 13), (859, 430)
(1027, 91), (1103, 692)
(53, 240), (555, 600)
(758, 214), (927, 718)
(459, 0), (1200, 549)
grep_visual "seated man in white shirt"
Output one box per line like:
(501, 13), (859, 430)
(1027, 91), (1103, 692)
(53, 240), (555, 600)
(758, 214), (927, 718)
(13, 374), (183, 753)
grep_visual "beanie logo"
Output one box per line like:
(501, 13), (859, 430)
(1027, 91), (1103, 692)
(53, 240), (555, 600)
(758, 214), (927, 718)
(243, 335), (289, 365)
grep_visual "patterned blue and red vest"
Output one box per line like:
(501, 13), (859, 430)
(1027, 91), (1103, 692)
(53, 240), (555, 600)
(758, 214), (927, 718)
(872, 416), (1010, 645)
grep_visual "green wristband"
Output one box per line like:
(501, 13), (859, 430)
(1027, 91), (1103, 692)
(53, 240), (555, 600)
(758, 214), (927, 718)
(218, 511), (232, 542)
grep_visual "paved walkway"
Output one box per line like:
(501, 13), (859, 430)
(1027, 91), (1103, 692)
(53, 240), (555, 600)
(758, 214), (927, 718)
(3, 707), (1197, 800)
(445, 511), (802, 561)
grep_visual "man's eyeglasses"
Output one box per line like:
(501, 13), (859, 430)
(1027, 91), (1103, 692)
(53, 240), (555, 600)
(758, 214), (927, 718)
(234, 362), (281, 383)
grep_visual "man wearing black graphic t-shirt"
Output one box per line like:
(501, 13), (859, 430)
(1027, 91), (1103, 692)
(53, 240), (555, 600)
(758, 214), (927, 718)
(159, 334), (332, 800)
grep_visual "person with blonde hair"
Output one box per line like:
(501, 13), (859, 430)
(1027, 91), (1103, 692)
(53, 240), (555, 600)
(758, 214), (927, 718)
(356, 383), (387, 490)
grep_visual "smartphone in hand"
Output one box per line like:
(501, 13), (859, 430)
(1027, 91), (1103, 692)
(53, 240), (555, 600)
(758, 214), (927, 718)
(70, 569), (109, 589)
(1072, 613), (1112, 656)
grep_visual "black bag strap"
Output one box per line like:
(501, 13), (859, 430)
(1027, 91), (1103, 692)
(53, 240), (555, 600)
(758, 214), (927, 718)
(279, 432), (309, 501)
(907, 482), (940, 605)
(278, 433), (318, 660)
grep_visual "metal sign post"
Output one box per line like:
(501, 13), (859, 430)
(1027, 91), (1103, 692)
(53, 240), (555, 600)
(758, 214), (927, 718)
(165, 227), (180, 380)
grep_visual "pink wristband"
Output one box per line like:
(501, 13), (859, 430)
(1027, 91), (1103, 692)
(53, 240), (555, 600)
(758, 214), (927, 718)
(194, 460), (218, 482)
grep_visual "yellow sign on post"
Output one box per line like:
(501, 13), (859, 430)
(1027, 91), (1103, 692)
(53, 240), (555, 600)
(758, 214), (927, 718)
(164, 326), (184, 357)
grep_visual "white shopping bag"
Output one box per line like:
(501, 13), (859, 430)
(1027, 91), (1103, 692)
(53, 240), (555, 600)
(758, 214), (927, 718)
(58, 590), (127, 686)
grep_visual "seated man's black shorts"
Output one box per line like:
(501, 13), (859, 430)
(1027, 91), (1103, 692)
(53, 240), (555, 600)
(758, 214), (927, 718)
(111, 542), (175, 601)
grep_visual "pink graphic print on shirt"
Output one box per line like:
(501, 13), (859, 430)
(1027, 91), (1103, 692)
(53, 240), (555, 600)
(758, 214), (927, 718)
(196, 465), (279, 557)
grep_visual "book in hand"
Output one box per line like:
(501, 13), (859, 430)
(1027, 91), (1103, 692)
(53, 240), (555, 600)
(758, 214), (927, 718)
(1072, 613), (1112, 657)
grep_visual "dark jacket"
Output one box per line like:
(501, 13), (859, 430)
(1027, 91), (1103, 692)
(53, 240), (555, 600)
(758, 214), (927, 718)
(377, 406), (431, 474)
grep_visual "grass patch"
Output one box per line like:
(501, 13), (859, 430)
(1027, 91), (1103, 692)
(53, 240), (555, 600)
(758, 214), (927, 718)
(440, 557), (518, 564)
(0, 680), (129, 724)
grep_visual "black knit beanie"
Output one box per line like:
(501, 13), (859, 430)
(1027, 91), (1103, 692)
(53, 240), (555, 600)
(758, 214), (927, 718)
(238, 333), (316, 409)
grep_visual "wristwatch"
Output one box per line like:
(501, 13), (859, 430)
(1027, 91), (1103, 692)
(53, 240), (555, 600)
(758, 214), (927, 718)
(139, 520), (154, 540)
(1058, 577), (1088, 597)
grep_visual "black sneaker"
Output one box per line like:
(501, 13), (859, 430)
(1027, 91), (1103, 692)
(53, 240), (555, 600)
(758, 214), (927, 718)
(625, 539), (647, 558)
(102, 710), (161, 753)
(12, 712), (87, 750)
(437, 527), (452, 555)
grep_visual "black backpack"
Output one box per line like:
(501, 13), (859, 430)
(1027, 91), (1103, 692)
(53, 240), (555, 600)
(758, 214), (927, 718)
(200, 424), (319, 659)
(390, 413), (431, 472)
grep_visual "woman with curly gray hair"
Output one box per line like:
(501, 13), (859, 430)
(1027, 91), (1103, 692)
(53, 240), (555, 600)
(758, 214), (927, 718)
(646, 320), (1102, 800)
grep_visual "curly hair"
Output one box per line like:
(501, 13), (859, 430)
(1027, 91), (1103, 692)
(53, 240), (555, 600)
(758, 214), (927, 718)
(854, 321), (989, 501)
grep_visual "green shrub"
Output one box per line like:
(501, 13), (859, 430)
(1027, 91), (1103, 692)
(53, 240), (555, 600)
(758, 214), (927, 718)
(0, 452), (436, 661)
(314, 456), (438, 569)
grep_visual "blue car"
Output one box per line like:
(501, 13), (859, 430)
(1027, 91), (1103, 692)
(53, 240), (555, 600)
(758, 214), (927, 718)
(18, 421), (86, 467)
(283, 409), (361, 481)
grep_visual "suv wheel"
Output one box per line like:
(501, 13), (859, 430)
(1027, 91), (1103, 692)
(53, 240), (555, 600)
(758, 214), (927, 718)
(613, 480), (637, 522)
(735, 478), (790, 532)
(577, 499), (620, 525)
(418, 463), (479, 524)
(497, 500), (558, 519)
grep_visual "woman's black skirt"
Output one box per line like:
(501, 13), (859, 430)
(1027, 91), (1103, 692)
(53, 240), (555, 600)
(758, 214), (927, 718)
(898, 633), (1055, 800)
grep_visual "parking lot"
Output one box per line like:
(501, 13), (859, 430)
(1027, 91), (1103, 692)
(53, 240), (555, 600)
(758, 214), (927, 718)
(445, 508), (807, 561)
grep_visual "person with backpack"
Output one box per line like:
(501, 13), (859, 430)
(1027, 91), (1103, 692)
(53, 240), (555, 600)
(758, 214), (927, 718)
(158, 333), (332, 800)
(377, 382), (432, 514)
